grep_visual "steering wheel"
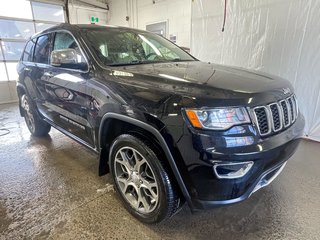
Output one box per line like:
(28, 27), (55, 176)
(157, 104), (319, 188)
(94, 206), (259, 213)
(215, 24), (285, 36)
(145, 52), (158, 60)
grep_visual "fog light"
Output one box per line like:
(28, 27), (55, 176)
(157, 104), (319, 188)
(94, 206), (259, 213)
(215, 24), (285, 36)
(212, 161), (254, 179)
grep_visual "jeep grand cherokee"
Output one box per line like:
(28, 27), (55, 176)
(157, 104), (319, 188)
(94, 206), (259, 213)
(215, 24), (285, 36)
(16, 24), (305, 223)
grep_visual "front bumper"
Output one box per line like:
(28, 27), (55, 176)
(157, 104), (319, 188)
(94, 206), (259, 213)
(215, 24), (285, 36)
(173, 113), (305, 210)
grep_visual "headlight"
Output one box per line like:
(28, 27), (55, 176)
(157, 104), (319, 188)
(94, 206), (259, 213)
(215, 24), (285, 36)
(185, 107), (250, 130)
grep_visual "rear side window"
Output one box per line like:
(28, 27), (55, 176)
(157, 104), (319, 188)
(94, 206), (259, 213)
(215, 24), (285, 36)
(54, 32), (78, 50)
(22, 39), (36, 62)
(34, 34), (51, 64)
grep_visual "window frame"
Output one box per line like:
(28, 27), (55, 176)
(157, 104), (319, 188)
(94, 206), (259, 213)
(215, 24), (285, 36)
(33, 33), (53, 65)
(49, 30), (89, 73)
(22, 38), (37, 63)
(18, 29), (90, 73)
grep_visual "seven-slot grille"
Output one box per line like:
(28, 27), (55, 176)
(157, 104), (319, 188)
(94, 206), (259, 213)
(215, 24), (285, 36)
(253, 95), (298, 136)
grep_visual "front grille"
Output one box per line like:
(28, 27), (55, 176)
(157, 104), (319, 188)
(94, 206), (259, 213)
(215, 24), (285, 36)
(253, 95), (298, 137)
(254, 107), (269, 134)
(269, 103), (281, 131)
(280, 100), (289, 126)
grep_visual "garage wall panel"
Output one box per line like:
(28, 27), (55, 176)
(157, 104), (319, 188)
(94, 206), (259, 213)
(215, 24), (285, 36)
(191, 0), (320, 141)
(108, 0), (129, 27)
(108, 0), (192, 48)
(137, 0), (191, 48)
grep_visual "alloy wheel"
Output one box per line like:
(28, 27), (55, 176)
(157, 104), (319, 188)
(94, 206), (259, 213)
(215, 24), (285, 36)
(22, 97), (35, 133)
(114, 146), (159, 213)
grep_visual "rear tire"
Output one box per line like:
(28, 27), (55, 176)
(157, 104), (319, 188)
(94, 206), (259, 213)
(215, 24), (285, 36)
(109, 134), (180, 224)
(21, 94), (51, 137)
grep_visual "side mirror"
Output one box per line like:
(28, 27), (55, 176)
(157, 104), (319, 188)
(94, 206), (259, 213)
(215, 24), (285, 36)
(50, 49), (87, 70)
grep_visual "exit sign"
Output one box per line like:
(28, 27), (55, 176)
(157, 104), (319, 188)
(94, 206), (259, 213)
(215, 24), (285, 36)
(90, 16), (99, 23)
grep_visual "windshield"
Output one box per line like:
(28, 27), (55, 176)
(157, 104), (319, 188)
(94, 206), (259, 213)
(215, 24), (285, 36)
(83, 27), (195, 66)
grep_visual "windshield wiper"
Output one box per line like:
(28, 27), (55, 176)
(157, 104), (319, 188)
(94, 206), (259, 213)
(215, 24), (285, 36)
(170, 58), (195, 62)
(109, 60), (146, 66)
(108, 59), (195, 67)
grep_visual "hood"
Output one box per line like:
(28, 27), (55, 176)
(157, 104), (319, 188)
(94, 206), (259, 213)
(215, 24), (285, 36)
(101, 61), (293, 112)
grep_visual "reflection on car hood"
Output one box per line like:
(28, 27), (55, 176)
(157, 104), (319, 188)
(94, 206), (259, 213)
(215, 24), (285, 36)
(102, 61), (293, 110)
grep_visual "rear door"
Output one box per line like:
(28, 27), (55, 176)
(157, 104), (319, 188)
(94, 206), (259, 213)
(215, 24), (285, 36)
(30, 33), (54, 113)
(18, 38), (37, 99)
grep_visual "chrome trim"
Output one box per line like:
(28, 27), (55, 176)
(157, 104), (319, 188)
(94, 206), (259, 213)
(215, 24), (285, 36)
(280, 99), (291, 127)
(251, 94), (298, 137)
(287, 97), (294, 123)
(293, 94), (299, 116)
(268, 102), (283, 132)
(251, 162), (287, 194)
(288, 95), (297, 123)
(212, 161), (254, 179)
(184, 107), (251, 130)
(285, 98), (293, 125)
(252, 106), (272, 136)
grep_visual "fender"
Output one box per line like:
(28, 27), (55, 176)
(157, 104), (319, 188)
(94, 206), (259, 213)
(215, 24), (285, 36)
(98, 112), (192, 207)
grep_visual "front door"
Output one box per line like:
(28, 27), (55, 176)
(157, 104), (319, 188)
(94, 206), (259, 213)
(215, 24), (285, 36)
(35, 31), (94, 147)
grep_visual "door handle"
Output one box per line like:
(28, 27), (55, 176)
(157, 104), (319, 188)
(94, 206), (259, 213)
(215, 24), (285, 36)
(44, 72), (54, 78)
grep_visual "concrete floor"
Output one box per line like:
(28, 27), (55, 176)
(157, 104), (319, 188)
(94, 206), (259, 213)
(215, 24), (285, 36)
(0, 103), (319, 240)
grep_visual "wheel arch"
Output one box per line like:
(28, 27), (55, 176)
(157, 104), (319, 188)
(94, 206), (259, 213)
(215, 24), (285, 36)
(98, 113), (191, 204)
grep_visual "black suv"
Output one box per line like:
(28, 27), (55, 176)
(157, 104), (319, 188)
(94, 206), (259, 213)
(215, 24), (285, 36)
(17, 24), (305, 223)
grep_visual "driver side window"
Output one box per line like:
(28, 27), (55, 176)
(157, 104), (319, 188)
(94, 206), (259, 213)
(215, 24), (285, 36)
(52, 32), (87, 70)
(54, 32), (78, 51)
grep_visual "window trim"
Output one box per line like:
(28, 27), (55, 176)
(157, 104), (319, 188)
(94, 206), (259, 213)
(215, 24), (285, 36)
(23, 29), (90, 74)
(33, 33), (53, 65)
(21, 38), (37, 63)
(51, 30), (89, 73)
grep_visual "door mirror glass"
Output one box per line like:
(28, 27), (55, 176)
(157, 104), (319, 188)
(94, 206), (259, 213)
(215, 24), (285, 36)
(50, 49), (87, 70)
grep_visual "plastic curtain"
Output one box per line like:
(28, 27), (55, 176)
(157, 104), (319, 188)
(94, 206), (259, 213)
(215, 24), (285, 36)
(191, 0), (320, 142)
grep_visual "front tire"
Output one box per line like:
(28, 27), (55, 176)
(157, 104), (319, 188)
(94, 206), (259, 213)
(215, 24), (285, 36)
(109, 134), (180, 224)
(21, 94), (51, 137)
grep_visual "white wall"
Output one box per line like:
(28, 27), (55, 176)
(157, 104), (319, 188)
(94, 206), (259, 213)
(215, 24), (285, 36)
(108, 0), (192, 48)
(69, 2), (109, 25)
(137, 0), (191, 48)
(0, 82), (18, 104)
(191, 0), (320, 141)
(108, 0), (130, 27)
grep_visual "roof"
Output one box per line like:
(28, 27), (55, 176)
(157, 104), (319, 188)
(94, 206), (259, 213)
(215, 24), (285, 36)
(31, 23), (149, 39)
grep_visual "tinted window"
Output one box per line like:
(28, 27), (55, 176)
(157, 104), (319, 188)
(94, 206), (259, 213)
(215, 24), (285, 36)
(34, 34), (51, 64)
(22, 39), (36, 62)
(54, 32), (78, 50)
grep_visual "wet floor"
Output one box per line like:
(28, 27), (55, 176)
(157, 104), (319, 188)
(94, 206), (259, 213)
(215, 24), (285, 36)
(0, 102), (319, 240)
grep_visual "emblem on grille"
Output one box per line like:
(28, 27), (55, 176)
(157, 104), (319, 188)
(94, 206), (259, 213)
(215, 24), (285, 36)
(282, 88), (291, 95)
